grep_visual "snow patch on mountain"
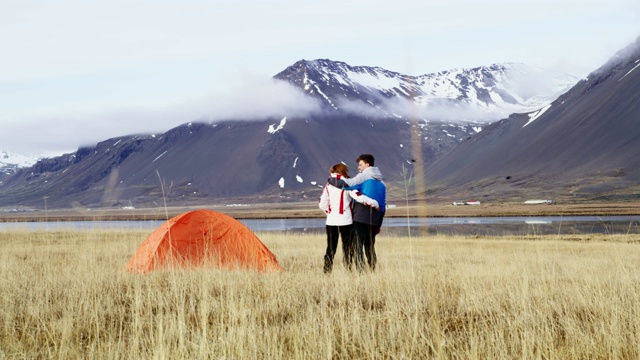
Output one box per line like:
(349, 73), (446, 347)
(268, 117), (288, 134)
(619, 61), (640, 81)
(348, 71), (406, 94)
(523, 104), (552, 127)
(1, 150), (43, 174)
(153, 151), (168, 162)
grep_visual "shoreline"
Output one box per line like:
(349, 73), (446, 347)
(2, 200), (640, 222)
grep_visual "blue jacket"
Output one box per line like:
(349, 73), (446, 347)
(347, 179), (386, 211)
(347, 179), (386, 227)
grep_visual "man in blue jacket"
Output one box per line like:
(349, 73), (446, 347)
(328, 154), (386, 271)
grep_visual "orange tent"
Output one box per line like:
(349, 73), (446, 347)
(126, 209), (282, 273)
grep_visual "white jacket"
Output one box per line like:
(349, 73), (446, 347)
(349, 189), (379, 210)
(319, 174), (353, 226)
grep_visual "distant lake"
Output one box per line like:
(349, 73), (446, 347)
(1, 216), (640, 236)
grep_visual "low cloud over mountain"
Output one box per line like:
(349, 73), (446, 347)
(0, 58), (584, 208)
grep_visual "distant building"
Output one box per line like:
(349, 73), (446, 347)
(453, 200), (481, 206)
(524, 200), (554, 205)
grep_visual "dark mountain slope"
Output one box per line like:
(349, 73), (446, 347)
(425, 36), (640, 199)
(0, 58), (579, 208)
(2, 115), (457, 208)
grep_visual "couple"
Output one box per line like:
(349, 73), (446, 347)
(318, 154), (386, 273)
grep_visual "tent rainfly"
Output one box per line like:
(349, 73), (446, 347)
(126, 209), (282, 273)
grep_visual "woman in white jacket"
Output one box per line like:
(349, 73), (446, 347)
(318, 163), (353, 273)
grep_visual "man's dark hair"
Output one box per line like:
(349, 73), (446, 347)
(356, 154), (375, 166)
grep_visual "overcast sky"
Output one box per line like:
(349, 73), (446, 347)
(2, 0), (639, 156)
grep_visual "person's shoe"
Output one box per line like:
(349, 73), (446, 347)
(323, 260), (332, 274)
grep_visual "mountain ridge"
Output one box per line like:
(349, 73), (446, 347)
(423, 35), (640, 201)
(274, 59), (577, 122)
(0, 59), (580, 209)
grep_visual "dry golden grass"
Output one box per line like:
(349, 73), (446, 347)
(1, 229), (640, 359)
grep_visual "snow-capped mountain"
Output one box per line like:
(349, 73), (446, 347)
(1, 150), (42, 176)
(424, 35), (640, 200)
(0, 58), (584, 208)
(275, 59), (578, 122)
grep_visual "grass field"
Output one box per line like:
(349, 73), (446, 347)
(1, 229), (640, 359)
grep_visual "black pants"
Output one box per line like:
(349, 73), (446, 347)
(353, 221), (378, 271)
(324, 224), (353, 273)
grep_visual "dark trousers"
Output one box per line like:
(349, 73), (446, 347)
(324, 225), (353, 273)
(353, 221), (378, 271)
